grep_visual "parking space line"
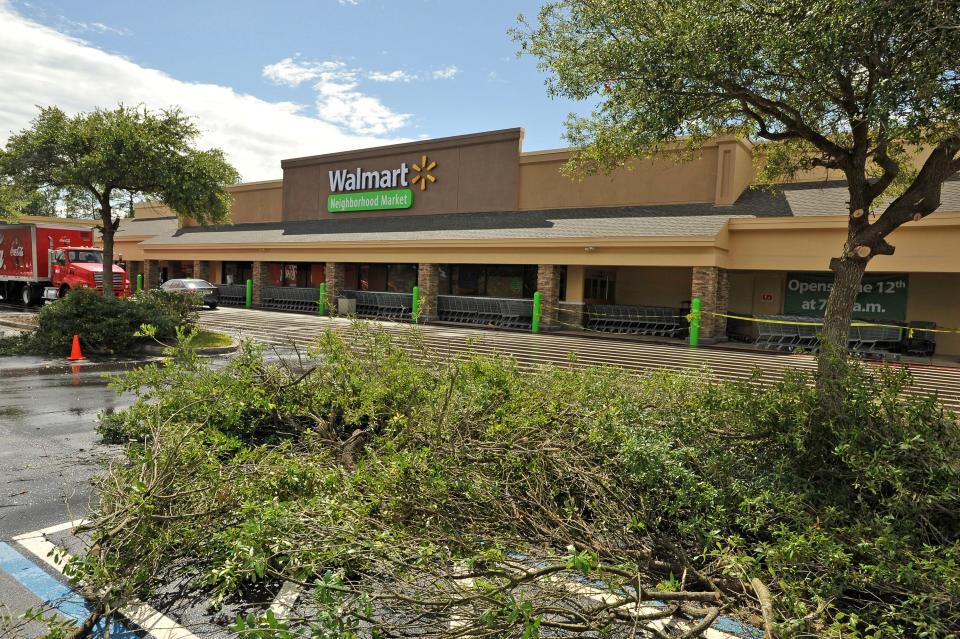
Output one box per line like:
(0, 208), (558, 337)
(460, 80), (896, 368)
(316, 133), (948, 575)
(268, 580), (300, 619)
(11, 521), (201, 639)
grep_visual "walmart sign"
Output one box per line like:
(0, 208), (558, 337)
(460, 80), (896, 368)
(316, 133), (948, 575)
(327, 157), (437, 213)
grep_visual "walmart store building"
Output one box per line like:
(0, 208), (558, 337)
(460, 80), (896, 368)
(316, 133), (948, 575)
(115, 128), (960, 356)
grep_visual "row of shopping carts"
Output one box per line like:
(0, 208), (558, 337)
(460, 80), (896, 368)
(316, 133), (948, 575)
(753, 315), (936, 359)
(216, 284), (247, 307)
(350, 291), (414, 320)
(437, 295), (534, 328)
(261, 286), (321, 312)
(585, 305), (686, 337)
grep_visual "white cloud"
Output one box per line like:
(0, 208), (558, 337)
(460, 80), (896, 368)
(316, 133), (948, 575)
(314, 80), (410, 135)
(262, 57), (354, 87)
(338, 0), (359, 4)
(263, 57), (411, 135)
(367, 69), (414, 83)
(432, 65), (459, 80)
(0, 3), (408, 181)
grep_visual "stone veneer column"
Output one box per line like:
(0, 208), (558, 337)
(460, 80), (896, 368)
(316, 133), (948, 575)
(691, 266), (730, 341)
(325, 262), (346, 314)
(536, 264), (562, 329)
(143, 260), (160, 290)
(193, 260), (211, 281)
(251, 261), (270, 308)
(417, 263), (439, 322)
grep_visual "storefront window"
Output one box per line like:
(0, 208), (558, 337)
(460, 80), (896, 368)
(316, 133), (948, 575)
(310, 264), (326, 288)
(387, 264), (418, 292)
(453, 265), (484, 296)
(443, 265), (537, 298)
(584, 269), (615, 302)
(486, 265), (524, 298)
(222, 261), (253, 285)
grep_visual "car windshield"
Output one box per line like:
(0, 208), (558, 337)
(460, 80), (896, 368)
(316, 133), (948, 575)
(67, 250), (103, 264)
(184, 280), (213, 288)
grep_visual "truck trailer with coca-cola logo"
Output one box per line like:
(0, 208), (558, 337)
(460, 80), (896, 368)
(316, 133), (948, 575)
(0, 223), (130, 305)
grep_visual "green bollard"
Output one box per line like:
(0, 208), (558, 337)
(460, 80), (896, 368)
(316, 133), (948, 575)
(411, 285), (420, 322)
(245, 278), (253, 309)
(136, 273), (143, 293)
(532, 291), (542, 334)
(689, 297), (701, 347)
(319, 282), (327, 316)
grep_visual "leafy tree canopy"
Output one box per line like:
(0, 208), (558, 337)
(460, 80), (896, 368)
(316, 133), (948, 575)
(0, 177), (57, 221)
(0, 104), (240, 229)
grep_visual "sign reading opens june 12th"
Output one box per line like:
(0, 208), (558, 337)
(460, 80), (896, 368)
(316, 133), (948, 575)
(328, 188), (413, 213)
(783, 272), (909, 321)
(326, 156), (437, 213)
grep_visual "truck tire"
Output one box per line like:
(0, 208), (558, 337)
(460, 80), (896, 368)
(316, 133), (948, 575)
(59, 285), (70, 299)
(21, 285), (33, 306)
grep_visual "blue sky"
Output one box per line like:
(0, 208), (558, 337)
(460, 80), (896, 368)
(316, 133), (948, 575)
(0, 0), (596, 181)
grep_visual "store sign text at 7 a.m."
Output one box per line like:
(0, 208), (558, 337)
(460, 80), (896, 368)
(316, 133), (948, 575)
(784, 272), (909, 321)
(327, 156), (437, 213)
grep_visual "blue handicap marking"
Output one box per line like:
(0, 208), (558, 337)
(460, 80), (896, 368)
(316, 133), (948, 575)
(0, 541), (139, 638)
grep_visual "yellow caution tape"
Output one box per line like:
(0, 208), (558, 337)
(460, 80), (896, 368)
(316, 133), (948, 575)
(695, 310), (959, 338)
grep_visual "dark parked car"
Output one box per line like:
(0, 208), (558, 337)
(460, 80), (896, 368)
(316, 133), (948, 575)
(160, 278), (220, 309)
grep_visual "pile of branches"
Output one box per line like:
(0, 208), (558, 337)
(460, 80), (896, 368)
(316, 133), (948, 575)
(63, 324), (959, 638)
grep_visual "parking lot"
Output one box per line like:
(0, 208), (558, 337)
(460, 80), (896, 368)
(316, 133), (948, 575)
(199, 306), (960, 412)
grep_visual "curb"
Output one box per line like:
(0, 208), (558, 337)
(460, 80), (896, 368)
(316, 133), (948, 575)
(138, 338), (240, 356)
(0, 357), (163, 378)
(0, 318), (36, 332)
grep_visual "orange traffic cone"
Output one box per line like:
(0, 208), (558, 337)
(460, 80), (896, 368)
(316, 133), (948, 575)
(67, 335), (85, 361)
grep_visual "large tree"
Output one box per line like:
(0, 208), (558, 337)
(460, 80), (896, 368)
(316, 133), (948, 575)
(0, 177), (57, 220)
(0, 105), (239, 295)
(517, 0), (960, 380)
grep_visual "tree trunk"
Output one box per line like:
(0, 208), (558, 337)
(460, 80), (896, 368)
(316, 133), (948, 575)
(100, 204), (115, 298)
(816, 256), (868, 410)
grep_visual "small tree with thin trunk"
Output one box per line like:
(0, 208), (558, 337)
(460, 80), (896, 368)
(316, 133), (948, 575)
(0, 105), (240, 295)
(516, 0), (960, 389)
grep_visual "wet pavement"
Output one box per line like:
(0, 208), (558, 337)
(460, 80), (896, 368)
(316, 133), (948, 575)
(0, 371), (131, 538)
(0, 371), (132, 637)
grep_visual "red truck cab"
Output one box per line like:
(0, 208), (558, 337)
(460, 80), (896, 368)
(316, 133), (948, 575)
(47, 246), (130, 301)
(0, 223), (130, 304)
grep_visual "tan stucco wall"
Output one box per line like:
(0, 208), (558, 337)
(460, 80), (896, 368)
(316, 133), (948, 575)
(906, 273), (960, 356)
(615, 266), (692, 307)
(129, 202), (170, 219)
(518, 147), (719, 210)
(135, 180), (283, 227)
(724, 214), (960, 273)
(564, 265), (585, 303)
(229, 180), (283, 225)
(727, 271), (787, 315)
(115, 237), (150, 261)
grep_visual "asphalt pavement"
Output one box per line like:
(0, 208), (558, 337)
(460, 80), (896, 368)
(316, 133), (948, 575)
(0, 371), (132, 637)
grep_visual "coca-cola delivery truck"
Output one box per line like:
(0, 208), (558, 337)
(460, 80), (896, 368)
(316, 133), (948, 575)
(0, 223), (130, 305)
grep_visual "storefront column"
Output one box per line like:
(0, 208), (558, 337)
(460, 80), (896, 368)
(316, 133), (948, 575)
(417, 263), (439, 322)
(193, 260), (211, 282)
(143, 259), (160, 290)
(561, 265), (586, 329)
(325, 262), (346, 313)
(537, 264), (562, 329)
(252, 261), (270, 308)
(692, 266), (729, 341)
